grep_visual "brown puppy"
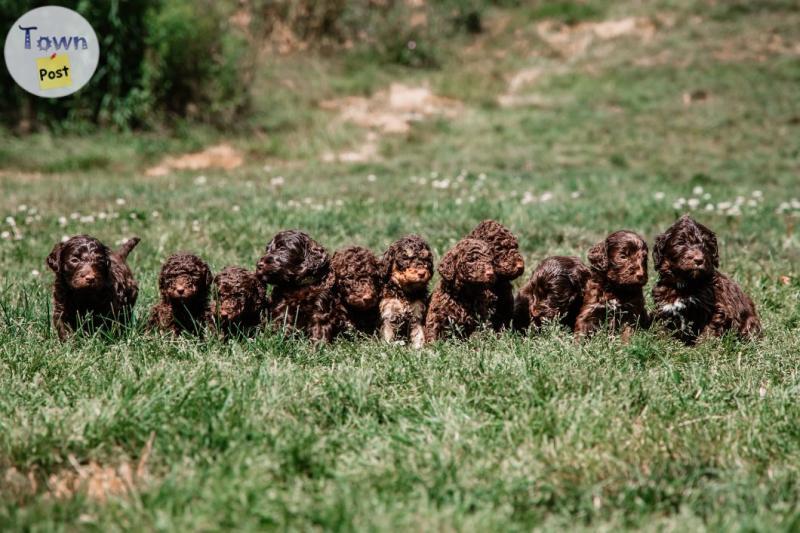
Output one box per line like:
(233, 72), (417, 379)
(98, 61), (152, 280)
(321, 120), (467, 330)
(256, 230), (337, 343)
(574, 230), (649, 340)
(424, 238), (497, 342)
(652, 215), (760, 343)
(46, 234), (140, 340)
(466, 220), (525, 330)
(514, 256), (590, 332)
(330, 246), (382, 337)
(149, 253), (213, 336)
(211, 266), (266, 337)
(379, 235), (434, 348)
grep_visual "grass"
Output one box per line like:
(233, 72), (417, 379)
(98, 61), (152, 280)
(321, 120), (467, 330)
(1, 1), (800, 529)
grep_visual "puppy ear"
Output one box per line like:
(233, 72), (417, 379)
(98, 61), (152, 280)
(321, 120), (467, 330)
(437, 247), (459, 283)
(205, 266), (213, 288)
(380, 244), (396, 281)
(653, 232), (667, 270)
(46, 242), (64, 272)
(701, 226), (719, 267)
(301, 242), (329, 279)
(587, 240), (608, 272)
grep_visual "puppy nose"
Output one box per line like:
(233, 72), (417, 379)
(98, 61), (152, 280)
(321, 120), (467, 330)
(220, 309), (230, 318)
(693, 257), (704, 266)
(84, 273), (95, 282)
(176, 286), (185, 295)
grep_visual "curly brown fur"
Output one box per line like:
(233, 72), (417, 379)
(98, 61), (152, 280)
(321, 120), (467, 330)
(379, 235), (434, 348)
(211, 266), (266, 337)
(514, 256), (590, 332)
(255, 230), (338, 343)
(148, 253), (213, 336)
(466, 220), (525, 330)
(330, 246), (382, 337)
(575, 230), (650, 340)
(424, 238), (497, 342)
(652, 215), (760, 344)
(46, 235), (140, 340)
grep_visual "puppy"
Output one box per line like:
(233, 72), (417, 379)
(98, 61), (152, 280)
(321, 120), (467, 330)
(424, 238), (497, 342)
(652, 215), (761, 343)
(46, 235), (140, 340)
(149, 253), (213, 336)
(255, 230), (337, 343)
(513, 256), (590, 332)
(379, 234), (434, 348)
(330, 246), (382, 336)
(466, 220), (525, 330)
(574, 230), (649, 340)
(211, 266), (265, 337)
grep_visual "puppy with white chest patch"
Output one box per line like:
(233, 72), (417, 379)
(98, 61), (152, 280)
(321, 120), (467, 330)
(652, 215), (760, 344)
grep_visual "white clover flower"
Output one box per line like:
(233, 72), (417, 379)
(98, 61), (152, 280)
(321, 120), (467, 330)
(791, 199), (800, 209)
(430, 171), (439, 178)
(747, 199), (757, 207)
(521, 192), (536, 205)
(705, 203), (715, 211)
(571, 191), (581, 199)
(688, 198), (700, 209)
(653, 191), (665, 201)
(232, 205), (240, 212)
(116, 198), (126, 206)
(61, 235), (70, 242)
(70, 212), (80, 220)
(478, 173), (487, 181)
(152, 211), (160, 218)
(469, 195), (476, 203)
(692, 186), (704, 195)
(194, 175), (207, 185)
(717, 201), (732, 211)
(80, 215), (95, 223)
(540, 191), (554, 202)
(726, 206), (741, 217)
(367, 174), (377, 182)
(335, 199), (344, 206)
(407, 40), (416, 50)
(30, 269), (40, 277)
(25, 216), (33, 224)
(702, 192), (711, 200)
(455, 198), (463, 205)
(192, 220), (201, 232)
(0, 231), (9, 240)
(5, 216), (16, 226)
(432, 179), (450, 189)
(752, 190), (763, 198)
(17, 204), (27, 212)
(129, 213), (138, 220)
(270, 176), (285, 186)
(98, 212), (108, 220)
(735, 196), (745, 205)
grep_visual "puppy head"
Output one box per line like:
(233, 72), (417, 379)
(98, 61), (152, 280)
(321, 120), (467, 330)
(331, 246), (381, 311)
(653, 215), (719, 281)
(588, 230), (648, 287)
(467, 220), (524, 280)
(159, 253), (212, 302)
(213, 266), (264, 323)
(381, 234), (433, 292)
(46, 235), (111, 291)
(438, 238), (496, 290)
(256, 230), (330, 287)
(528, 256), (589, 328)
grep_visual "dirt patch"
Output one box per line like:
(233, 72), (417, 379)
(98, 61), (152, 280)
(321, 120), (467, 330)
(320, 83), (462, 162)
(3, 433), (155, 503)
(146, 144), (244, 177)
(537, 17), (658, 59)
(321, 83), (463, 135)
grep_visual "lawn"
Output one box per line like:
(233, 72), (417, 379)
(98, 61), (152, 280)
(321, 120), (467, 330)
(2, 1), (800, 530)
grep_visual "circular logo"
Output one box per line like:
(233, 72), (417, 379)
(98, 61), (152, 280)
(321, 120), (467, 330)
(3, 6), (99, 98)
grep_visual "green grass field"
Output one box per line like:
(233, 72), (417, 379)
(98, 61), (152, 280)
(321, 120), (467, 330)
(2, 1), (800, 530)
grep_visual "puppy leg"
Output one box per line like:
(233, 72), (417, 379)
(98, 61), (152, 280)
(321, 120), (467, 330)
(409, 300), (427, 349)
(379, 298), (403, 343)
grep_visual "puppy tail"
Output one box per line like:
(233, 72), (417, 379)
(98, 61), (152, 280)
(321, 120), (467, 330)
(115, 236), (141, 261)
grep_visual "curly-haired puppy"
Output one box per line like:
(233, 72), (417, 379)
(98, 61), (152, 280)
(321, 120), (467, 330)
(211, 266), (266, 337)
(466, 220), (525, 331)
(513, 256), (590, 332)
(652, 215), (760, 343)
(256, 230), (337, 343)
(424, 238), (497, 342)
(330, 246), (382, 337)
(574, 230), (650, 340)
(46, 235), (140, 340)
(149, 253), (213, 336)
(379, 235), (434, 348)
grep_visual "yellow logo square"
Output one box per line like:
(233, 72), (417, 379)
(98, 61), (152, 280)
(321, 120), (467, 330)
(36, 53), (73, 90)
